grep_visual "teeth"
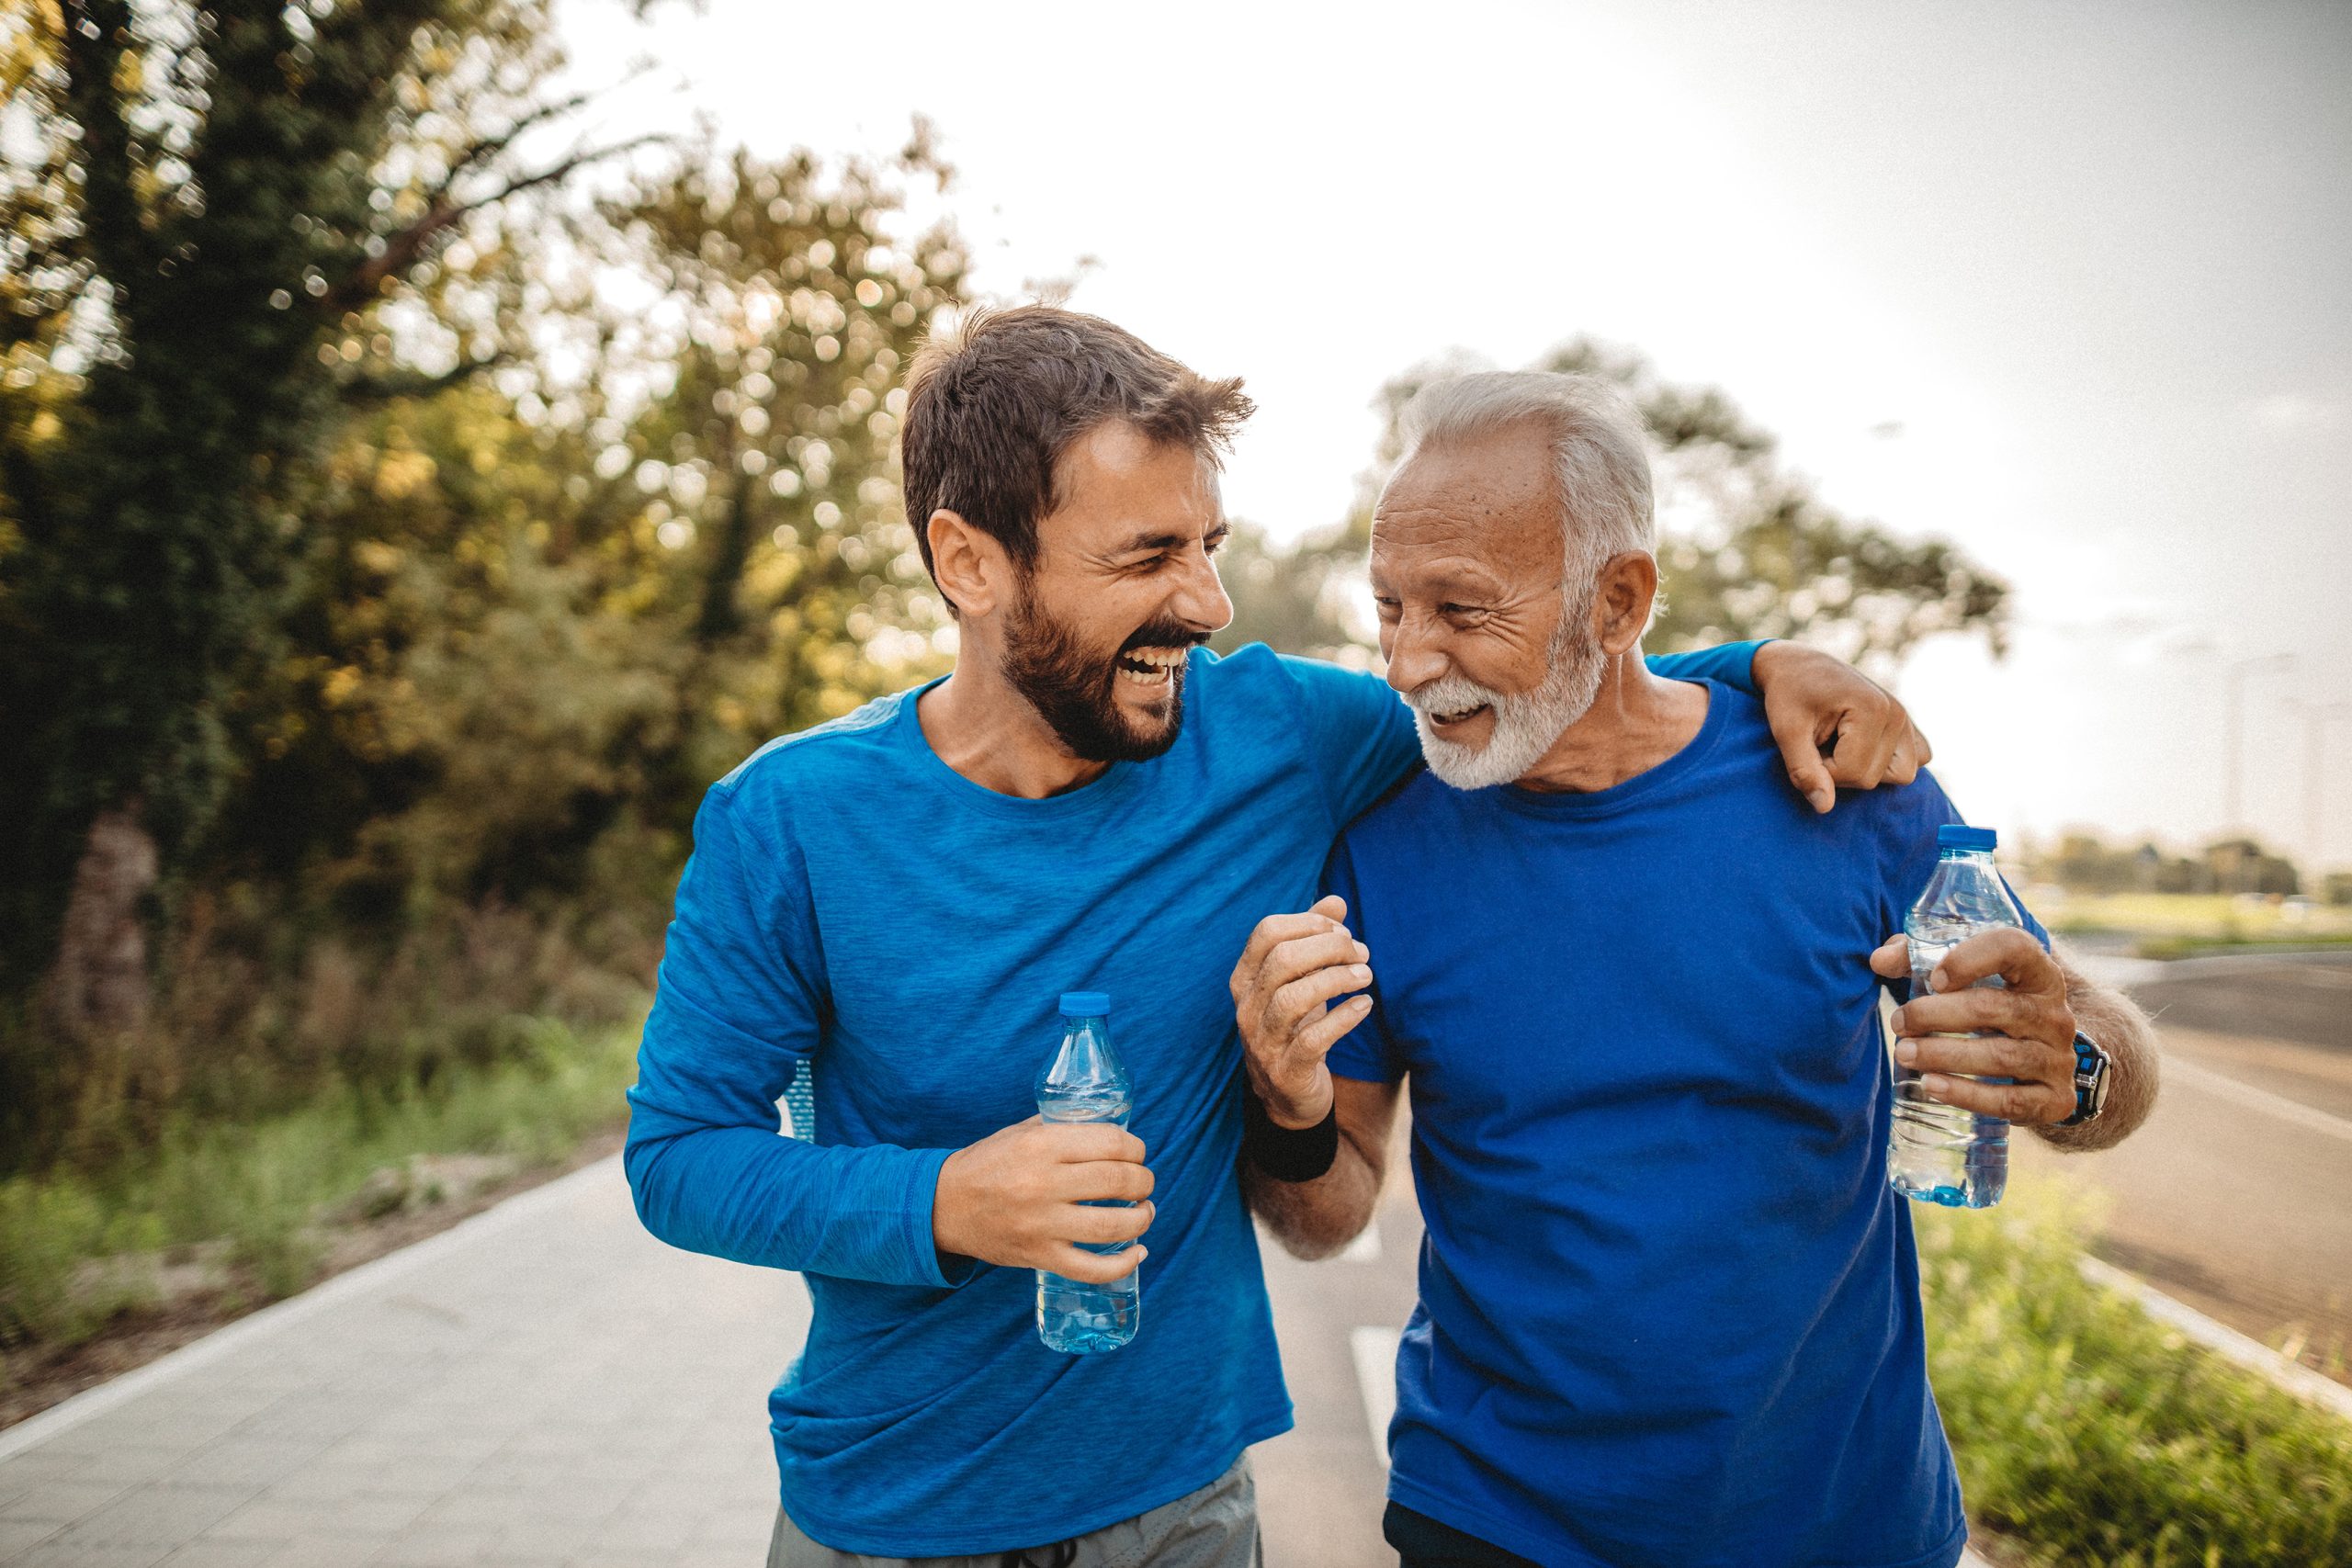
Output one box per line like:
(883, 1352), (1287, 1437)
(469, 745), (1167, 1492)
(1117, 665), (1171, 684)
(1121, 647), (1186, 669)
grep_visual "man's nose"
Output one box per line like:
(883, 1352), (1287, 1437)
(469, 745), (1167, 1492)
(1170, 545), (1234, 637)
(1385, 615), (1448, 696)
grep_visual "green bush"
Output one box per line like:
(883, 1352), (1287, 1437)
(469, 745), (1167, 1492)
(1920, 1180), (2352, 1565)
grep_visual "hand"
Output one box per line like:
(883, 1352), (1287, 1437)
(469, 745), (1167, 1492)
(932, 1116), (1154, 1281)
(1229, 894), (1374, 1129)
(1871, 931), (2081, 1123)
(1754, 642), (1932, 814)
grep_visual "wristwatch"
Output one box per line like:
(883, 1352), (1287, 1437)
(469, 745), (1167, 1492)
(2057, 1031), (2112, 1127)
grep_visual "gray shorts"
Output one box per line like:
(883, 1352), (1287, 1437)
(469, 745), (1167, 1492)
(766, 1452), (1261, 1568)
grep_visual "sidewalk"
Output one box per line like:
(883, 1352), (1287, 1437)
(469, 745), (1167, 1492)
(0, 1159), (793, 1566)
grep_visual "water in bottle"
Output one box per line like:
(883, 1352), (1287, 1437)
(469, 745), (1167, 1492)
(1889, 824), (2022, 1209)
(1035, 991), (1139, 1353)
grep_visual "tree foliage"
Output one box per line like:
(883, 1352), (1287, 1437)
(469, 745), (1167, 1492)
(1218, 340), (2011, 675)
(229, 139), (968, 920)
(0, 0), (650, 990)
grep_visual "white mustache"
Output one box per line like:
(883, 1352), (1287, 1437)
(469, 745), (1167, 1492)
(1405, 674), (1507, 717)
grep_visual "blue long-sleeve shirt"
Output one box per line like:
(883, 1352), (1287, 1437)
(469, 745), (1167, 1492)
(625, 640), (1762, 1556)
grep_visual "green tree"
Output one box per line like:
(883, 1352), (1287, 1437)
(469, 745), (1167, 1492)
(226, 136), (971, 919)
(0, 0), (651, 1024)
(1219, 341), (2010, 671)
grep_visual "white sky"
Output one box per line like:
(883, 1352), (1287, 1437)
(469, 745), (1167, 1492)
(558, 0), (2352, 870)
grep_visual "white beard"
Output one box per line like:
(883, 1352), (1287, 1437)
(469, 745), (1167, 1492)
(1407, 591), (1607, 791)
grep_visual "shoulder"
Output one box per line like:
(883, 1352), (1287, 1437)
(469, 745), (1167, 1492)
(1702, 680), (1953, 831)
(1182, 642), (1351, 749)
(1334, 763), (1450, 861)
(716, 689), (916, 799)
(704, 688), (926, 864)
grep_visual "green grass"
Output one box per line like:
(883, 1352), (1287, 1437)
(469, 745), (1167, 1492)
(0, 1017), (639, 1375)
(2130, 931), (2352, 961)
(1919, 1179), (2352, 1566)
(2041, 891), (2352, 946)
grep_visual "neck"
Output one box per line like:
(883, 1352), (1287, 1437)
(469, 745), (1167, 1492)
(917, 637), (1110, 799)
(1514, 648), (1708, 794)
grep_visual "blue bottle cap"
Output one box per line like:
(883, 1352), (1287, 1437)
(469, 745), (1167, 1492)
(1937, 824), (1998, 852)
(1058, 991), (1112, 1017)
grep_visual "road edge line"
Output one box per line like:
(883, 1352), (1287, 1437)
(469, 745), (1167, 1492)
(0, 1154), (627, 1466)
(1348, 1325), (1400, 1469)
(2079, 1256), (2352, 1422)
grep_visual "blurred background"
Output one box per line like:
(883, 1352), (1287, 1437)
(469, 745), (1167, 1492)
(1, 3), (2346, 1564)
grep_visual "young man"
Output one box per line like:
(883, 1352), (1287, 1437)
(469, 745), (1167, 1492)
(624, 310), (1929, 1566)
(1231, 371), (2156, 1568)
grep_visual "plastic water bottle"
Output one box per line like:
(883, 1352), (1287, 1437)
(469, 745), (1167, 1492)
(1035, 992), (1138, 1353)
(1889, 824), (2022, 1210)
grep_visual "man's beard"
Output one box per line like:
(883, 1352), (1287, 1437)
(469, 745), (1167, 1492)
(1001, 582), (1198, 764)
(1406, 581), (1607, 791)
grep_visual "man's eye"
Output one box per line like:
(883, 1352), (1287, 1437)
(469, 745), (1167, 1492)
(1204, 530), (1230, 557)
(1374, 598), (1401, 616)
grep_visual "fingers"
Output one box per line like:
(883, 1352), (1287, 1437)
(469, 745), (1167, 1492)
(1055, 1158), (1156, 1203)
(1038, 1122), (1147, 1166)
(1063, 1199), (1155, 1247)
(1869, 935), (1909, 980)
(1914, 1070), (2073, 1124)
(1046, 1241), (1148, 1284)
(1268, 928), (1370, 992)
(1292, 993), (1374, 1061)
(1896, 1031), (2069, 1084)
(1830, 705), (1903, 792)
(1770, 706), (1838, 816)
(1930, 928), (2062, 995)
(1270, 959), (1373, 1032)
(1235, 902), (1353, 987)
(1883, 720), (1929, 784)
(1892, 984), (2044, 1042)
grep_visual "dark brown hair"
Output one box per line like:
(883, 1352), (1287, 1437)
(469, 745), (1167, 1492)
(900, 306), (1254, 608)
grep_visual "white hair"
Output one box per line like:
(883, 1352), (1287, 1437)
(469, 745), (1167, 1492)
(1393, 369), (1656, 583)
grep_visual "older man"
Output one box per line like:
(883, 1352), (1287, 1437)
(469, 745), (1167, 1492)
(1232, 372), (2156, 1568)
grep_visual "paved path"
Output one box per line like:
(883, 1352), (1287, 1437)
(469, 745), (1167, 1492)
(0, 1161), (794, 1567)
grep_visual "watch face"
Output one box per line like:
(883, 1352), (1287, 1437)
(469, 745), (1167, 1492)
(2086, 1065), (2112, 1115)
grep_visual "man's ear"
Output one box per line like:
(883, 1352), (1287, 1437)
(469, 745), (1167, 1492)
(927, 509), (1009, 618)
(1592, 551), (1659, 656)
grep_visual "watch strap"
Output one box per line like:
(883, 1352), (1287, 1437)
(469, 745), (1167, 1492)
(2057, 1031), (2108, 1127)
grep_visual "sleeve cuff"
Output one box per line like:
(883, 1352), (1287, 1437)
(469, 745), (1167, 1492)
(903, 1145), (980, 1291)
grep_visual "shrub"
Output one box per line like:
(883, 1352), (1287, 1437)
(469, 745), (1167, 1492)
(1920, 1180), (2352, 1565)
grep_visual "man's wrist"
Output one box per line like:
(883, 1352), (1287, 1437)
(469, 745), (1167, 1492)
(1244, 1090), (1340, 1182)
(1261, 1083), (1332, 1130)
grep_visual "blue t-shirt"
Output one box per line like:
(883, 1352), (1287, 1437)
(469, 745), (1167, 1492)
(626, 641), (1760, 1556)
(1325, 680), (2045, 1568)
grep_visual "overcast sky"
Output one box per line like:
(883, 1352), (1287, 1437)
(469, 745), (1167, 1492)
(559, 0), (2352, 870)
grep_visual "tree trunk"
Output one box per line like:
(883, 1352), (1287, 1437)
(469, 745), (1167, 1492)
(45, 803), (158, 1038)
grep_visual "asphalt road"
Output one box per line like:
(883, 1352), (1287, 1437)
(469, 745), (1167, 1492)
(2021, 950), (2352, 1377)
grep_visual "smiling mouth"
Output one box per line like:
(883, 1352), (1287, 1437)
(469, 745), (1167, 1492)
(1428, 703), (1492, 728)
(1116, 647), (1189, 687)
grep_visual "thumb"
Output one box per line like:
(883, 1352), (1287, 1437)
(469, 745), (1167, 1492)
(1771, 713), (1838, 815)
(1310, 894), (1349, 924)
(1869, 935), (1909, 979)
